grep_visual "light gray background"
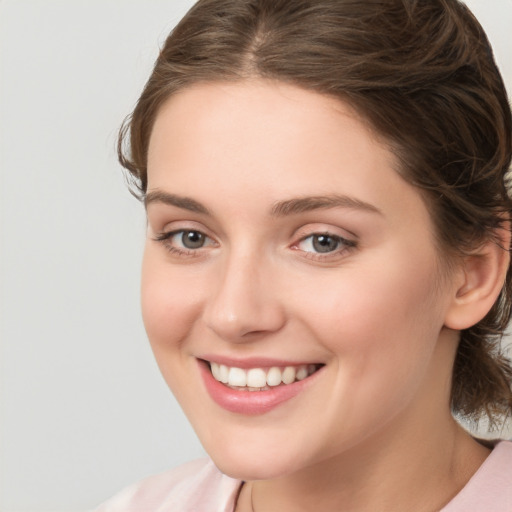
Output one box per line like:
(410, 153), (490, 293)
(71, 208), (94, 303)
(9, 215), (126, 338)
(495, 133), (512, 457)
(0, 1), (511, 511)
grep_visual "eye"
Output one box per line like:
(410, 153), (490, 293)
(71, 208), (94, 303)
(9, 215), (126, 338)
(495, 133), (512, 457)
(177, 230), (207, 249)
(296, 233), (356, 255)
(154, 229), (217, 256)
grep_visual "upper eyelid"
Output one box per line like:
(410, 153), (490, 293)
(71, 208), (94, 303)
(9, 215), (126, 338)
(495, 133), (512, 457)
(156, 228), (215, 242)
(152, 222), (358, 246)
(151, 220), (215, 238)
(293, 224), (358, 242)
(299, 232), (352, 242)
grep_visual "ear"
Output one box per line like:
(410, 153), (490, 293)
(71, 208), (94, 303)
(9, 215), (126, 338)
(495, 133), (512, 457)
(444, 227), (510, 330)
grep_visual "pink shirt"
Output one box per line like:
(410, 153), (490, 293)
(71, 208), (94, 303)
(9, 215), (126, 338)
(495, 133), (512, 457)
(94, 441), (512, 511)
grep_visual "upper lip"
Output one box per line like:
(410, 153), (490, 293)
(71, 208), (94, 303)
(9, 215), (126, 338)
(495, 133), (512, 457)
(199, 354), (323, 369)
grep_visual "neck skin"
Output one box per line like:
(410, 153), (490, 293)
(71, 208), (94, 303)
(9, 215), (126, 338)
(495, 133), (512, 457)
(235, 329), (491, 512)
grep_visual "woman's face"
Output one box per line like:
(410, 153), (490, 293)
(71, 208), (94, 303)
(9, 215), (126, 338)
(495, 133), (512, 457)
(143, 81), (460, 480)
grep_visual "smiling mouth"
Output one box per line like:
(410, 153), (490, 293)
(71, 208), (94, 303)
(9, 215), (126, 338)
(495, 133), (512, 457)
(208, 361), (324, 391)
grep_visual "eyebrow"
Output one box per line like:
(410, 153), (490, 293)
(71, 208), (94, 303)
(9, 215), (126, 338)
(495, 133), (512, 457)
(271, 194), (382, 217)
(144, 190), (382, 217)
(145, 190), (210, 214)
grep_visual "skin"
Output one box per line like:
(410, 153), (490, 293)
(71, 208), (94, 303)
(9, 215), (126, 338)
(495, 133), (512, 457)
(142, 81), (492, 511)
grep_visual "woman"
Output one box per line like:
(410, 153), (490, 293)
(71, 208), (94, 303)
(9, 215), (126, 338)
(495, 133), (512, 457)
(97, 0), (512, 510)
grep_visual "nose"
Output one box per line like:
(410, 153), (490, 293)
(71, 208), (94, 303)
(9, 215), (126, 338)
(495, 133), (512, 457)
(203, 251), (286, 342)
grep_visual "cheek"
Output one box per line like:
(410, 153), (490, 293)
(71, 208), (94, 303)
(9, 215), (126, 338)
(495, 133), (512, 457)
(140, 248), (212, 415)
(140, 248), (202, 357)
(303, 259), (439, 331)
(293, 249), (445, 389)
(292, 260), (446, 445)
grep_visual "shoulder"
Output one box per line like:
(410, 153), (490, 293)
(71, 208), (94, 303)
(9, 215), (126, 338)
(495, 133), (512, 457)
(93, 458), (242, 512)
(442, 440), (512, 512)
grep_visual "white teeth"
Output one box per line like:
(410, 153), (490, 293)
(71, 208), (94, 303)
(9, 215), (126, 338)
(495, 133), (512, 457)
(296, 367), (308, 380)
(266, 367), (282, 387)
(247, 368), (267, 388)
(282, 366), (296, 384)
(219, 364), (229, 384)
(211, 362), (221, 380)
(228, 367), (247, 387)
(209, 362), (319, 389)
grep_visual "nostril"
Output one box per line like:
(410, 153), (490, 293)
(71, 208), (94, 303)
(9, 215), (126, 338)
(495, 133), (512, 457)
(204, 307), (286, 342)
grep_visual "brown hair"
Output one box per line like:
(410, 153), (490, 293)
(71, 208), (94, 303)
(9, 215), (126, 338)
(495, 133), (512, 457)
(119, 0), (512, 426)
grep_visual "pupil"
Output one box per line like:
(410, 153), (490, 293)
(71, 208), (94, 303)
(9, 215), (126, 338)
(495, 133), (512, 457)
(312, 235), (338, 253)
(182, 231), (204, 249)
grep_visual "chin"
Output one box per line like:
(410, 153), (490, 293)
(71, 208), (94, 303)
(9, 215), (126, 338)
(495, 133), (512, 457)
(212, 453), (296, 481)
(201, 433), (314, 481)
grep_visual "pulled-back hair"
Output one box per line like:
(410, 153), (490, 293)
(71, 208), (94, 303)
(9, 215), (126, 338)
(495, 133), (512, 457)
(119, 0), (512, 426)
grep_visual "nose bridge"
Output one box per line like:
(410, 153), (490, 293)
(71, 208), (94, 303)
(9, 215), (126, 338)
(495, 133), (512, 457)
(204, 245), (285, 341)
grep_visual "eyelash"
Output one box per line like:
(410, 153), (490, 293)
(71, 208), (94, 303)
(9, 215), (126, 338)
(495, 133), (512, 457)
(153, 229), (357, 261)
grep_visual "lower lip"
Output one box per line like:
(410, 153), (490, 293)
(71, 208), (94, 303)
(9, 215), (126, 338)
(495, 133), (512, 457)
(199, 360), (321, 415)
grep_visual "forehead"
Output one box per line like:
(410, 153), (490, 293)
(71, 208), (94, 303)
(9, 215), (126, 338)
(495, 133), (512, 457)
(149, 80), (389, 186)
(147, 80), (433, 237)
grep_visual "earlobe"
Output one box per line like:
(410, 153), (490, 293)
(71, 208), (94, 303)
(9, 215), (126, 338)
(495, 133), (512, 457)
(444, 228), (510, 331)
